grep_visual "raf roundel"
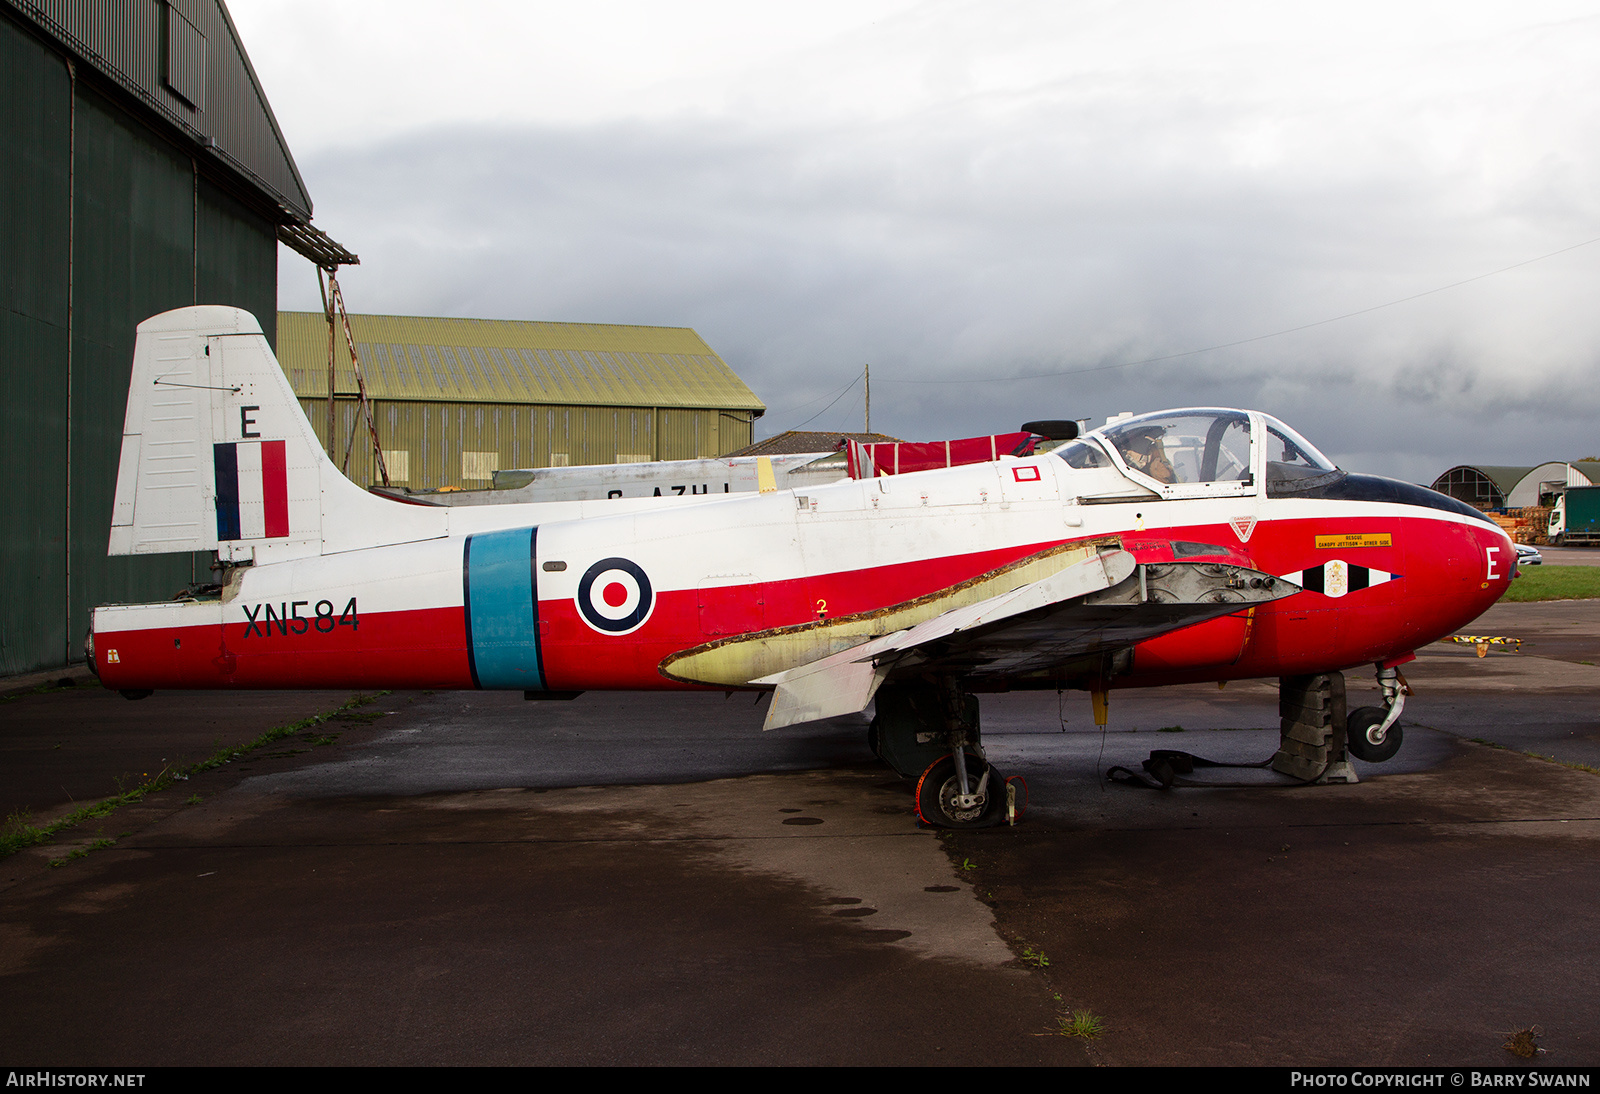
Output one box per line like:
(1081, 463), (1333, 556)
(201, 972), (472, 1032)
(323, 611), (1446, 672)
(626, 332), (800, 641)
(576, 557), (655, 635)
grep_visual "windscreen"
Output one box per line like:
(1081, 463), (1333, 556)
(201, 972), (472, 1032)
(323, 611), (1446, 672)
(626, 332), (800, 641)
(1099, 411), (1252, 486)
(1261, 415), (1341, 493)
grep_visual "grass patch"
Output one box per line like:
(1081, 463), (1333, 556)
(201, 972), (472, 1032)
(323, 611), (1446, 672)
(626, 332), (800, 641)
(1058, 1010), (1105, 1039)
(1469, 737), (1600, 775)
(1502, 565), (1600, 602)
(1, 810), (53, 858)
(1504, 1027), (1542, 1059)
(50, 837), (116, 868)
(1527, 752), (1600, 776)
(0, 677), (84, 705)
(0, 692), (386, 863)
(1019, 947), (1050, 968)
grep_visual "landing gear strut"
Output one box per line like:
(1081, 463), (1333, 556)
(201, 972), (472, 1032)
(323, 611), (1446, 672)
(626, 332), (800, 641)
(869, 679), (1008, 828)
(1346, 665), (1407, 763)
(916, 750), (1003, 828)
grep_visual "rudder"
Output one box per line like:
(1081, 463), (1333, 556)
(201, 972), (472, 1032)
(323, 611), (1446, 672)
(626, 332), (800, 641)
(108, 306), (444, 561)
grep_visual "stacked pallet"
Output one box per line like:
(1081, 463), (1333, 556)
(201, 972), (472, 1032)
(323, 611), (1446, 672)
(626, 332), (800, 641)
(1490, 507), (1552, 545)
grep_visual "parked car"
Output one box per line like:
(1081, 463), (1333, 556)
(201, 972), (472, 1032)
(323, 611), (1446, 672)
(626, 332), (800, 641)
(1516, 543), (1543, 568)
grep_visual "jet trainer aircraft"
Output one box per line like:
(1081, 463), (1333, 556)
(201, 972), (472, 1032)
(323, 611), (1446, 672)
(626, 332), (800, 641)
(90, 307), (1514, 826)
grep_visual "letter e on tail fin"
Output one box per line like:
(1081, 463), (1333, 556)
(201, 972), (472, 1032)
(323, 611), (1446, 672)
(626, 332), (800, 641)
(109, 306), (444, 561)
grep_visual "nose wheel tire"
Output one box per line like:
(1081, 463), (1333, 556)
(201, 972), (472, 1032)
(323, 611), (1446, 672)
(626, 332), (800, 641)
(1347, 706), (1403, 763)
(915, 752), (1006, 828)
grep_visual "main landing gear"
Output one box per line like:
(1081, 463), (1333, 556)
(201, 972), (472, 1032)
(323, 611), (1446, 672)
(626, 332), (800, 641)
(915, 750), (1001, 828)
(869, 680), (1010, 828)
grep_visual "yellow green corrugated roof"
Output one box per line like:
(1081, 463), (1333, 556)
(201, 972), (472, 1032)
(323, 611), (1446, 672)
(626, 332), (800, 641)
(276, 312), (766, 412)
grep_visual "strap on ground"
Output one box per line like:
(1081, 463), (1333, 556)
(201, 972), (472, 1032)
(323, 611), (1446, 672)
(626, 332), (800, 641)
(1107, 749), (1283, 789)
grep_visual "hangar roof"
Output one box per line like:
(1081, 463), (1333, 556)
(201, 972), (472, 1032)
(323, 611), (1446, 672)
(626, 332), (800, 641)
(1430, 465), (1532, 510)
(1435, 462), (1600, 511)
(5, 0), (312, 221)
(1462, 466), (1531, 496)
(1506, 461), (1600, 507)
(276, 312), (766, 413)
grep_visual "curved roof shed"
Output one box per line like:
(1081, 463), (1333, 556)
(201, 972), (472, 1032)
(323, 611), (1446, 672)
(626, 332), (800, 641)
(1430, 465), (1533, 510)
(1507, 462), (1600, 507)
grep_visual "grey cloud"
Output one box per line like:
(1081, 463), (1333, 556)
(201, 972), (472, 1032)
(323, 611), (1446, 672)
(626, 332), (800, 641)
(283, 103), (1600, 482)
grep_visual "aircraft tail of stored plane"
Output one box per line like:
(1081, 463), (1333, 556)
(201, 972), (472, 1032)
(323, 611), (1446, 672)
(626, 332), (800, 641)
(90, 307), (1514, 826)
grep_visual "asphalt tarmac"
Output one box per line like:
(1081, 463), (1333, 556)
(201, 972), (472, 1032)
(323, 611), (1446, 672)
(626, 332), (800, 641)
(1532, 545), (1600, 566)
(1, 599), (1597, 1066)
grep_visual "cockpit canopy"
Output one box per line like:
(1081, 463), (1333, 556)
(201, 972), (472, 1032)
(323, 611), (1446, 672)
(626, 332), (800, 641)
(1051, 408), (1341, 499)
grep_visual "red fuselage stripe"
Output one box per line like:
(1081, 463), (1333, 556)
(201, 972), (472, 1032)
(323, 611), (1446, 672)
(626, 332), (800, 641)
(94, 513), (1512, 692)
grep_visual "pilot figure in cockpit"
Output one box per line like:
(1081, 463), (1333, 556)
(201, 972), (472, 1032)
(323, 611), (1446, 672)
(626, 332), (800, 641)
(1120, 426), (1177, 484)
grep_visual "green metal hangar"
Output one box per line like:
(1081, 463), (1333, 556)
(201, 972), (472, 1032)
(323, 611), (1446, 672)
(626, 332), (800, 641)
(274, 312), (766, 491)
(1429, 466), (1534, 510)
(1, 0), (326, 675)
(1431, 463), (1600, 509)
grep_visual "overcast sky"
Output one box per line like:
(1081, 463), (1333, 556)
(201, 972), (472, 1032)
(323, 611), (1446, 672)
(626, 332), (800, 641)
(230, 0), (1600, 482)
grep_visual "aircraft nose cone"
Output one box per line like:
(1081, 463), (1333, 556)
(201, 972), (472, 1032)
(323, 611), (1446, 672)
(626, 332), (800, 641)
(1447, 522), (1517, 625)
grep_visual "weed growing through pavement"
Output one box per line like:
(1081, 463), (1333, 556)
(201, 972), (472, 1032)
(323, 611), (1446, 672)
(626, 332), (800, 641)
(1, 809), (51, 858)
(1, 692), (387, 862)
(1020, 947), (1049, 968)
(1059, 1010), (1105, 1039)
(1470, 738), (1600, 775)
(1503, 1027), (1542, 1059)
(49, 837), (115, 868)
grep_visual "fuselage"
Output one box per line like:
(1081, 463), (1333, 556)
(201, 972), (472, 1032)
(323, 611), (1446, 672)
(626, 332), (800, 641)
(91, 442), (1513, 695)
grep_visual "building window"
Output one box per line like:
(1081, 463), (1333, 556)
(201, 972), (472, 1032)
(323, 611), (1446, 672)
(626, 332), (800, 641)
(164, 3), (206, 110)
(462, 451), (499, 480)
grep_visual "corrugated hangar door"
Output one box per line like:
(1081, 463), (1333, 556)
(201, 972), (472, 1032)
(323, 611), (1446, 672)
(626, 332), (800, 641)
(0, 16), (72, 675)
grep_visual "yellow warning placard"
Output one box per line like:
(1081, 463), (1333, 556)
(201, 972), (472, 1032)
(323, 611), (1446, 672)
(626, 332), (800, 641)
(1316, 532), (1391, 549)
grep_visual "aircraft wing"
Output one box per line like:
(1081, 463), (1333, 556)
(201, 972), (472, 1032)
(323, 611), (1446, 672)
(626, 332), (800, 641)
(754, 549), (1298, 729)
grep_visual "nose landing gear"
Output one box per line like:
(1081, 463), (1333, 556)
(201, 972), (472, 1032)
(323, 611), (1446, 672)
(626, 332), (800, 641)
(1346, 665), (1409, 763)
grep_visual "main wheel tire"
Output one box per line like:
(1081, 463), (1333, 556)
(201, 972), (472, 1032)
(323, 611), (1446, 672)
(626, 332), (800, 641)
(1347, 706), (1403, 763)
(915, 752), (1005, 828)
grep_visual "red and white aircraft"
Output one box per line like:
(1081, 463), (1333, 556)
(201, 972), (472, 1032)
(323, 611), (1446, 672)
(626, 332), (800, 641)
(90, 307), (1514, 825)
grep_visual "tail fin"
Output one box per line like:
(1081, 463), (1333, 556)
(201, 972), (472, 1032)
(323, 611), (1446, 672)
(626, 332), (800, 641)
(109, 306), (444, 561)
